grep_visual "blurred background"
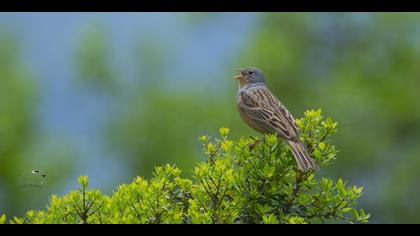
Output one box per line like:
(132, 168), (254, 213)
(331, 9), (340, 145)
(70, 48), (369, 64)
(0, 13), (419, 223)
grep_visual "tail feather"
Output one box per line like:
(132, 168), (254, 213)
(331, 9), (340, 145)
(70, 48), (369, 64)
(287, 140), (319, 171)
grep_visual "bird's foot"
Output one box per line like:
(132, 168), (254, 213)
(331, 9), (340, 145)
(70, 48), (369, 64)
(249, 137), (264, 150)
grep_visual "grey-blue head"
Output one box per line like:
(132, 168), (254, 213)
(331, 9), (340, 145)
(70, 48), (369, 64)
(233, 67), (266, 87)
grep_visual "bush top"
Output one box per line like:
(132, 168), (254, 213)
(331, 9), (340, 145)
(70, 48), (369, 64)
(3, 109), (369, 224)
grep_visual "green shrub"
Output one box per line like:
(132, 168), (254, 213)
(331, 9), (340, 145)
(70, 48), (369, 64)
(4, 109), (369, 224)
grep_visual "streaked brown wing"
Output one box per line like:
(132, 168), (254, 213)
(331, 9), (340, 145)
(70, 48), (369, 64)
(238, 87), (299, 140)
(265, 90), (299, 135)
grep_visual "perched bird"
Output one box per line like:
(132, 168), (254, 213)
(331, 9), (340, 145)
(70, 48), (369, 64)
(234, 67), (319, 171)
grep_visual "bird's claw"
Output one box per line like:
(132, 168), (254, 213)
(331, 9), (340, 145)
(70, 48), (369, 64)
(249, 139), (264, 150)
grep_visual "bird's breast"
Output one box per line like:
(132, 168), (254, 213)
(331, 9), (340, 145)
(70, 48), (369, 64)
(236, 95), (269, 135)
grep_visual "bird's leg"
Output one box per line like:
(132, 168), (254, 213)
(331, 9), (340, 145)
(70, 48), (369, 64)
(249, 136), (265, 150)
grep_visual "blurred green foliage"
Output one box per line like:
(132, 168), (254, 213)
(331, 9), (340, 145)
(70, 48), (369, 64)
(6, 112), (369, 224)
(0, 31), (75, 217)
(107, 89), (242, 178)
(75, 23), (117, 90)
(0, 31), (37, 215)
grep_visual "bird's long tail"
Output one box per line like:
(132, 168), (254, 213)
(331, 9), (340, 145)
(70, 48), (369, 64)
(287, 140), (319, 171)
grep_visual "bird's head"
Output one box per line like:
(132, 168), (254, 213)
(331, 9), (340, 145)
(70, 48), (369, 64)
(233, 67), (266, 87)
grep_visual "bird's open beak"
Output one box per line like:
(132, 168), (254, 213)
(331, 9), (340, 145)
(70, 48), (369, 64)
(233, 68), (244, 80)
(233, 75), (243, 80)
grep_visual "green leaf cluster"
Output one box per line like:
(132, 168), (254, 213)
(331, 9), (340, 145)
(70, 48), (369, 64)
(6, 109), (368, 224)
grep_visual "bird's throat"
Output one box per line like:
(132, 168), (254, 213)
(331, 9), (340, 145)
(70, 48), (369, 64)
(239, 79), (249, 88)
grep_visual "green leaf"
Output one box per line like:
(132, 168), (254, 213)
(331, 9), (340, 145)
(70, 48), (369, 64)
(264, 134), (278, 147)
(219, 127), (230, 138)
(342, 207), (352, 213)
(77, 176), (89, 188)
(352, 209), (359, 219)
(287, 216), (308, 224)
(318, 142), (325, 151)
(0, 215), (5, 224)
(11, 217), (24, 224)
(262, 165), (276, 178)
(220, 140), (233, 153)
(199, 135), (209, 143)
(313, 149), (322, 159)
(262, 214), (279, 224)
(206, 143), (217, 154)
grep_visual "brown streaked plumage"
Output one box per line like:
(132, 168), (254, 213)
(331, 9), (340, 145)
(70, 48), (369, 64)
(234, 67), (319, 171)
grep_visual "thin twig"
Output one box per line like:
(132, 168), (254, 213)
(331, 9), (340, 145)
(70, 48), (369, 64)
(283, 171), (310, 214)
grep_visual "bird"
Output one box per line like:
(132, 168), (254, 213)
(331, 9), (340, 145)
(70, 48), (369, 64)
(234, 67), (319, 171)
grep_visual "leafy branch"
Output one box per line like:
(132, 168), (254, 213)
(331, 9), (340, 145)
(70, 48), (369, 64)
(4, 109), (369, 224)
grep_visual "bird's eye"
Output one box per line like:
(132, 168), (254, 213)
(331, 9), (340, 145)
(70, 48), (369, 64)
(248, 71), (254, 75)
